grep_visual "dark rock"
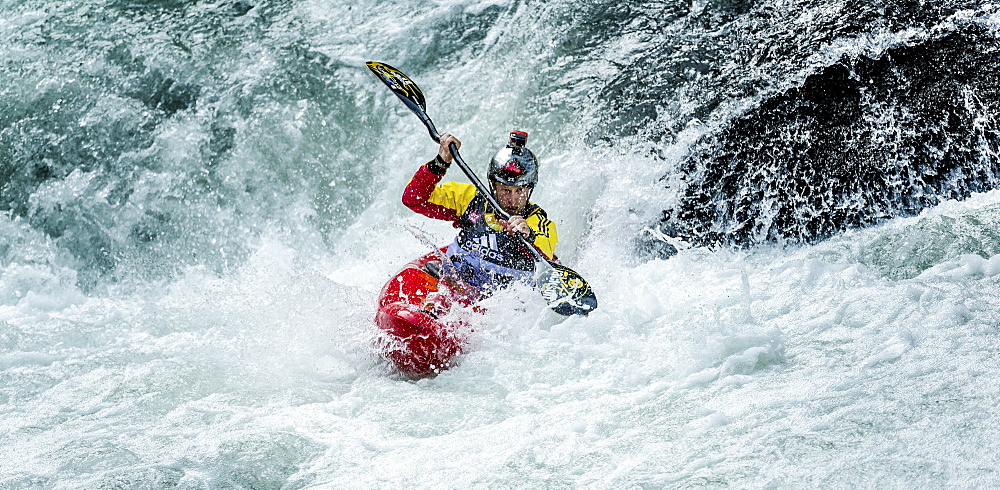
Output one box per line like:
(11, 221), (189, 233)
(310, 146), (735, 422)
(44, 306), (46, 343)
(657, 26), (1000, 246)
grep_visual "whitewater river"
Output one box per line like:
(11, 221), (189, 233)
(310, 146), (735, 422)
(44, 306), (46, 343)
(3, 0), (1000, 487)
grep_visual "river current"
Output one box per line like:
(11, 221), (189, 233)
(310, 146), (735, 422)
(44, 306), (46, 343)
(2, 0), (999, 487)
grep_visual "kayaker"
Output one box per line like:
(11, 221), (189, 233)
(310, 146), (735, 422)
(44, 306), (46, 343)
(402, 130), (558, 298)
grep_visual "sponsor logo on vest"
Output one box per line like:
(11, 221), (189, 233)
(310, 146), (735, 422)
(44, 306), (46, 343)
(484, 213), (503, 231)
(477, 234), (499, 251)
(461, 233), (505, 262)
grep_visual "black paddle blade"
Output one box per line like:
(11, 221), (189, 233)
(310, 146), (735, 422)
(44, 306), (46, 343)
(537, 262), (598, 316)
(366, 61), (428, 116)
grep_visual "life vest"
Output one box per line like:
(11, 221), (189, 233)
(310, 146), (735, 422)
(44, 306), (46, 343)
(445, 192), (546, 292)
(402, 164), (558, 293)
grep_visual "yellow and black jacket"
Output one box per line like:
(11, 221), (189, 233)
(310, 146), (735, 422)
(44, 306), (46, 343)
(403, 162), (558, 291)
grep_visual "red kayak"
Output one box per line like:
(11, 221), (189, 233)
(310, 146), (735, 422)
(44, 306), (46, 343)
(374, 248), (476, 377)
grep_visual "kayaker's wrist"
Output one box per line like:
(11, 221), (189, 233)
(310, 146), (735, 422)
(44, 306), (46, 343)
(427, 154), (450, 175)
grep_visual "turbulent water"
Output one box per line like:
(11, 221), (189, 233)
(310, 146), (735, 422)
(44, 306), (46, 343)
(3, 0), (1000, 487)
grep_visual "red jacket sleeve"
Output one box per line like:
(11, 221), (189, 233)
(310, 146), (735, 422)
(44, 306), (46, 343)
(402, 163), (462, 222)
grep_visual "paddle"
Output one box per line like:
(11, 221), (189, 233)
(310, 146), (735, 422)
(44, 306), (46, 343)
(366, 61), (598, 316)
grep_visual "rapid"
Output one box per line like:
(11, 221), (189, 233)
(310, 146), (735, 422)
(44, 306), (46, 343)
(2, 0), (999, 487)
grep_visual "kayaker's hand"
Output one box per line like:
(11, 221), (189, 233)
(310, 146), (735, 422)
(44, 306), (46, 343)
(503, 215), (532, 239)
(438, 133), (461, 163)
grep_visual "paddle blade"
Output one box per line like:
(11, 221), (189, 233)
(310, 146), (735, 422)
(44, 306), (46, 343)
(536, 262), (598, 316)
(366, 61), (428, 116)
